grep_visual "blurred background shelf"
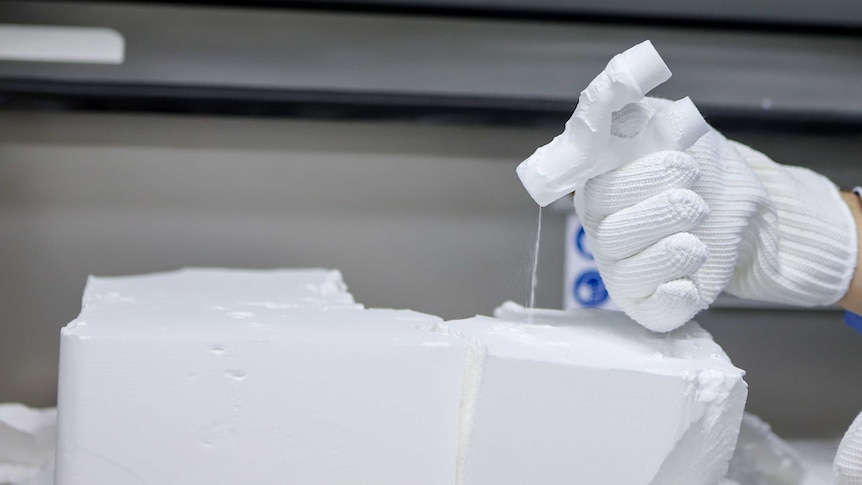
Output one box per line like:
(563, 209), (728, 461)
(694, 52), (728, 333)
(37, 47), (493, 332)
(2, 1), (862, 131)
(41, 0), (862, 32)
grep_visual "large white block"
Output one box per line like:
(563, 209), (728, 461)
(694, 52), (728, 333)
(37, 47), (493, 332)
(56, 269), (466, 485)
(55, 269), (747, 485)
(446, 303), (747, 485)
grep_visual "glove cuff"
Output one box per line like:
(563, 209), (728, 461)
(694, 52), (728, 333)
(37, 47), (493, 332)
(728, 144), (858, 306)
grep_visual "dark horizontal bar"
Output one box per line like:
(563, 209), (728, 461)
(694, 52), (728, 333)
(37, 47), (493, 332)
(40, 0), (862, 37)
(2, 78), (862, 135)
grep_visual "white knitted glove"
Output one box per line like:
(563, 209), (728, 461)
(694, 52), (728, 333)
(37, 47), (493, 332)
(574, 97), (858, 332)
(836, 410), (862, 484)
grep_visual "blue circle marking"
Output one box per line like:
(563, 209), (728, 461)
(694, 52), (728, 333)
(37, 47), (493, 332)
(575, 225), (593, 261)
(573, 270), (608, 307)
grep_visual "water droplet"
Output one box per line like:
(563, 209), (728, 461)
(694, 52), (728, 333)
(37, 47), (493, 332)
(210, 345), (226, 355)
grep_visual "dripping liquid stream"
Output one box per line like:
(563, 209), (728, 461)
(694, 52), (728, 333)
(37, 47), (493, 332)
(528, 206), (542, 321)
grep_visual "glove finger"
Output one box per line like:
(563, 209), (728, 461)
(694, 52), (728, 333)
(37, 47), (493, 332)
(582, 151), (699, 219)
(602, 232), (708, 299)
(629, 278), (702, 332)
(590, 188), (709, 261)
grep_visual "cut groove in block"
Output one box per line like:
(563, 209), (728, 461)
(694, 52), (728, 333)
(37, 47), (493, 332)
(447, 302), (747, 485)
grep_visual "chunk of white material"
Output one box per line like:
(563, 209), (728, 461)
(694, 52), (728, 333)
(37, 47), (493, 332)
(0, 404), (56, 485)
(446, 302), (747, 485)
(728, 413), (805, 485)
(0, 405), (56, 467)
(56, 269), (465, 485)
(516, 40), (709, 206)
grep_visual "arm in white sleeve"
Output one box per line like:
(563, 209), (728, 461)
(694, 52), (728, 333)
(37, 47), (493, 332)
(516, 42), (858, 331)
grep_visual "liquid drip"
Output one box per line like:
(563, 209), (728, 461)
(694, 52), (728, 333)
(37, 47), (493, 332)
(528, 206), (542, 319)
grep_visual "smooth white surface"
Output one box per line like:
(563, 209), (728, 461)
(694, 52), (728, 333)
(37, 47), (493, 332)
(57, 269), (465, 485)
(81, 267), (360, 314)
(446, 302), (747, 485)
(0, 25), (123, 64)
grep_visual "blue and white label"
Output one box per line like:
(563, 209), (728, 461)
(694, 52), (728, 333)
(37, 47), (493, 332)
(565, 212), (618, 310)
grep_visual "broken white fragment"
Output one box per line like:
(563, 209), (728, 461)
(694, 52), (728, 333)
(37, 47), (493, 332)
(516, 40), (710, 206)
(0, 404), (56, 485)
(0, 404), (56, 467)
(727, 413), (805, 485)
(445, 302), (747, 485)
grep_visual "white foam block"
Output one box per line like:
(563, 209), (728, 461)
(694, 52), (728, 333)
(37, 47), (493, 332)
(447, 303), (747, 485)
(56, 269), (466, 485)
(56, 270), (747, 485)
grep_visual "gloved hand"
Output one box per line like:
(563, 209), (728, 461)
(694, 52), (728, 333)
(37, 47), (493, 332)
(574, 97), (858, 332)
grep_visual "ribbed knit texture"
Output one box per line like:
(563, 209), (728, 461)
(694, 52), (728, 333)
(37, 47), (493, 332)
(726, 141), (857, 306)
(575, 97), (857, 332)
(836, 410), (862, 484)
